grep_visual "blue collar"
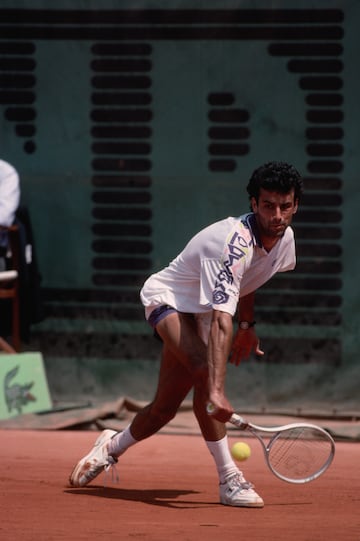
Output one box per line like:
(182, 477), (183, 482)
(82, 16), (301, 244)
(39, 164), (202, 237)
(241, 213), (262, 248)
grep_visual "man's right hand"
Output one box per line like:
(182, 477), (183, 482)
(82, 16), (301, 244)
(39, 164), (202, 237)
(207, 394), (234, 423)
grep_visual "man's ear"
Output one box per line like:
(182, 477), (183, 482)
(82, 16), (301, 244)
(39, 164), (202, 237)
(293, 199), (299, 214)
(250, 197), (258, 213)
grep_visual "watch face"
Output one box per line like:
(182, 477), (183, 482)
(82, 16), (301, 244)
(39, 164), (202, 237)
(240, 321), (250, 330)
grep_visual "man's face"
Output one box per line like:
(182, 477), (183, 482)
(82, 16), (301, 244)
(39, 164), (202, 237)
(251, 188), (298, 244)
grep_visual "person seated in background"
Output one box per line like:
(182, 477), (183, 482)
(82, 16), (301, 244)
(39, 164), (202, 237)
(0, 159), (21, 271)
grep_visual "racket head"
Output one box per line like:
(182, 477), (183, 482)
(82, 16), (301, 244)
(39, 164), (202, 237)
(264, 424), (335, 484)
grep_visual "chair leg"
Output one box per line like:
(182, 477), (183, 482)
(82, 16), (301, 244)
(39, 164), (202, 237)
(0, 336), (16, 353)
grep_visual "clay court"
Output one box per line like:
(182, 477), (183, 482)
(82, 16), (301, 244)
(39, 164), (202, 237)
(1, 425), (359, 541)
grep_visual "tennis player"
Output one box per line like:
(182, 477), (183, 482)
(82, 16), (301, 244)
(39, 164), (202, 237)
(69, 161), (303, 508)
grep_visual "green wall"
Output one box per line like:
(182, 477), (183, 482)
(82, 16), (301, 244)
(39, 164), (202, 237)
(0, 1), (358, 409)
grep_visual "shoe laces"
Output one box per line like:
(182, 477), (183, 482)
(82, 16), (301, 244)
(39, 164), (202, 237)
(104, 456), (119, 487)
(227, 472), (254, 491)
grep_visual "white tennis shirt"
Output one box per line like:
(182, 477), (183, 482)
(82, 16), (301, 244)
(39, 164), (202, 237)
(140, 213), (296, 317)
(0, 159), (20, 249)
(0, 159), (20, 227)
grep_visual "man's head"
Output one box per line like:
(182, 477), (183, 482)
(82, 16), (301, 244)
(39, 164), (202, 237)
(246, 162), (303, 250)
(246, 161), (303, 205)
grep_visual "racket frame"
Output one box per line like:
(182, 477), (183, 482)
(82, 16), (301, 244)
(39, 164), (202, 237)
(229, 412), (336, 484)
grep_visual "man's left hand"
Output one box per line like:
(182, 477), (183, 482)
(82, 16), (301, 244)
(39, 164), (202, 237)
(229, 327), (264, 366)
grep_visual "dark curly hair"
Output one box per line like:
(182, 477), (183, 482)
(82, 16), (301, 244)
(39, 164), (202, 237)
(246, 161), (303, 204)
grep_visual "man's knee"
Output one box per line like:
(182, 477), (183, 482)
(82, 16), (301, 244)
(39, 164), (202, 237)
(191, 361), (208, 385)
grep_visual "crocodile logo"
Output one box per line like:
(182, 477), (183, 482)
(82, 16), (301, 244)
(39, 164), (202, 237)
(4, 365), (36, 415)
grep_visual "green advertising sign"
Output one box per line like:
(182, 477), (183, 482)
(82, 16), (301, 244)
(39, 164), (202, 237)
(0, 353), (52, 419)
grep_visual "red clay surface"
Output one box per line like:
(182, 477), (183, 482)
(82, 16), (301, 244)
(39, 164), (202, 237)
(1, 430), (359, 541)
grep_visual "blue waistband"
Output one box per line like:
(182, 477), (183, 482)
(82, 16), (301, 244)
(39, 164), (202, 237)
(148, 304), (177, 328)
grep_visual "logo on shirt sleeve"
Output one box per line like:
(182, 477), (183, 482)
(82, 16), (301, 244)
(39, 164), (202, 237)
(212, 231), (250, 305)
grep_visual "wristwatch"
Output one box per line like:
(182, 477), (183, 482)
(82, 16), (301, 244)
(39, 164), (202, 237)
(239, 321), (256, 330)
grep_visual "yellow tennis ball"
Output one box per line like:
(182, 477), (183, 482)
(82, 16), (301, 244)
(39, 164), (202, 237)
(231, 441), (251, 461)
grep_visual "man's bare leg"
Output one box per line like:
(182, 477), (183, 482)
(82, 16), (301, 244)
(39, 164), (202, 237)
(129, 311), (224, 441)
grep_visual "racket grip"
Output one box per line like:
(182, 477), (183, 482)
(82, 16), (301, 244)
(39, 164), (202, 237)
(229, 413), (248, 429)
(207, 404), (248, 429)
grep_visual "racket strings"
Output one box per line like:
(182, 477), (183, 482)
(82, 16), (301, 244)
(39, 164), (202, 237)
(267, 427), (333, 482)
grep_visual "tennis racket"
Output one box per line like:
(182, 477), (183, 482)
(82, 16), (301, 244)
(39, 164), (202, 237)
(207, 405), (335, 484)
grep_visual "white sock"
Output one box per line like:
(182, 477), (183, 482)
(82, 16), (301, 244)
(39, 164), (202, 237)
(206, 435), (239, 484)
(107, 425), (138, 458)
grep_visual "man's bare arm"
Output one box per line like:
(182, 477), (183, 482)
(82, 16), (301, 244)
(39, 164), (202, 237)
(229, 292), (264, 365)
(207, 310), (234, 422)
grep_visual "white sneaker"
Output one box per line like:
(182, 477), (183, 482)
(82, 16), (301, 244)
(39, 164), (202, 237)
(69, 429), (118, 487)
(219, 471), (264, 508)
